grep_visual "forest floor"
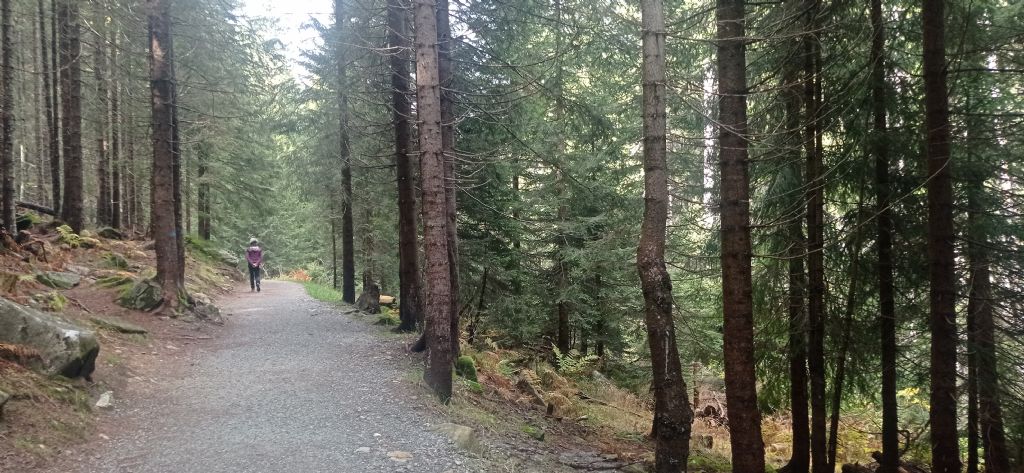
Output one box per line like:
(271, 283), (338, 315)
(28, 280), (648, 473)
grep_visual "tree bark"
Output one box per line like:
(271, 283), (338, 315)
(331, 212), (338, 289)
(921, 0), (960, 471)
(41, 0), (60, 215)
(49, 0), (61, 215)
(335, 0), (355, 304)
(967, 178), (1011, 473)
(110, 26), (121, 229)
(966, 289), (979, 473)
(126, 105), (137, 232)
(782, 24), (808, 470)
(414, 0), (453, 401)
(827, 189), (866, 472)
(32, 8), (46, 206)
(0, 0), (14, 232)
(197, 141), (210, 240)
(716, 1), (765, 471)
(638, 0), (694, 470)
(870, 0), (899, 471)
(801, 3), (827, 472)
(94, 15), (110, 228)
(389, 0), (422, 333)
(436, 0), (460, 357)
(148, 0), (184, 307)
(57, 0), (82, 232)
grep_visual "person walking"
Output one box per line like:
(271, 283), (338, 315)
(246, 238), (263, 292)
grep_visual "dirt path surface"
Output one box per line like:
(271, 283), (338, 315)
(50, 280), (496, 473)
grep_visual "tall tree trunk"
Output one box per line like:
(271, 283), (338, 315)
(871, 0), (899, 471)
(638, 0), (694, 469)
(148, 0), (184, 307)
(414, 0), (453, 401)
(57, 0), (82, 231)
(197, 142), (209, 240)
(827, 187), (867, 471)
(801, 3), (827, 472)
(716, 1), (765, 471)
(967, 179), (1011, 473)
(551, 0), (571, 355)
(0, 0), (14, 232)
(126, 106), (137, 232)
(39, 0), (54, 207)
(110, 27), (121, 229)
(94, 16), (110, 228)
(335, 0), (355, 304)
(49, 0), (60, 215)
(966, 291), (979, 473)
(782, 29), (808, 471)
(436, 0), (460, 356)
(170, 49), (184, 285)
(32, 10), (46, 205)
(922, 0), (959, 471)
(331, 212), (338, 289)
(389, 0), (422, 333)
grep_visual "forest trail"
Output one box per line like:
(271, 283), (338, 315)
(49, 281), (489, 473)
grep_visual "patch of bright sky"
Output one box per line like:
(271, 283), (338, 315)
(237, 0), (332, 81)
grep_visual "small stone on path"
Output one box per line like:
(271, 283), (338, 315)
(95, 391), (114, 409)
(388, 451), (414, 463)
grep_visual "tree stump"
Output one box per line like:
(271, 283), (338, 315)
(355, 279), (381, 314)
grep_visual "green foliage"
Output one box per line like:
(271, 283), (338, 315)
(552, 346), (599, 377)
(55, 225), (81, 248)
(455, 356), (478, 382)
(101, 252), (129, 270)
(302, 282), (344, 304)
(33, 291), (68, 312)
(521, 424), (545, 441)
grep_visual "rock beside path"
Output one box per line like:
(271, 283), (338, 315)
(90, 316), (148, 334)
(36, 271), (82, 289)
(434, 423), (480, 452)
(0, 389), (9, 418)
(0, 297), (99, 379)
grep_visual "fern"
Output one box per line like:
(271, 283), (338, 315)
(552, 345), (599, 377)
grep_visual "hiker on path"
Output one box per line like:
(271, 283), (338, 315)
(246, 238), (263, 292)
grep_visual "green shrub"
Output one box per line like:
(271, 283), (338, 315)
(302, 282), (343, 303)
(455, 355), (478, 382)
(56, 225), (81, 248)
(552, 345), (599, 377)
(102, 252), (129, 269)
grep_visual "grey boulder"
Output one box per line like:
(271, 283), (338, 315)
(0, 297), (99, 379)
(36, 271), (82, 289)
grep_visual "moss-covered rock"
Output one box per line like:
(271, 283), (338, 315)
(16, 212), (40, 231)
(97, 227), (124, 240)
(56, 224), (82, 247)
(35, 291), (68, 312)
(0, 271), (19, 293)
(79, 237), (102, 249)
(522, 424), (545, 441)
(95, 272), (136, 289)
(191, 298), (223, 324)
(116, 279), (163, 311)
(0, 297), (99, 379)
(101, 252), (129, 269)
(455, 355), (478, 382)
(36, 271), (82, 289)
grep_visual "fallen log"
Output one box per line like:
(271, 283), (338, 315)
(16, 201), (56, 216)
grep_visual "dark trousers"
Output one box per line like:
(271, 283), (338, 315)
(248, 264), (261, 289)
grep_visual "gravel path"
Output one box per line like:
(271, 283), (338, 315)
(60, 280), (490, 473)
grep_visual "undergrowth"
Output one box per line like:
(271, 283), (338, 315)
(300, 281), (344, 304)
